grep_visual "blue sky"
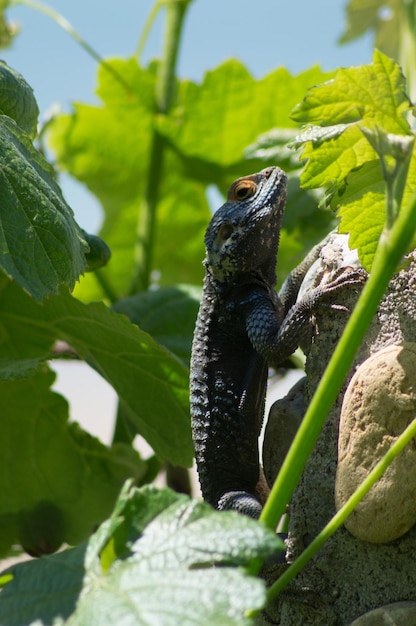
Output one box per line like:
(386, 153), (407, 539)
(5, 1), (372, 112)
(1, 0), (374, 443)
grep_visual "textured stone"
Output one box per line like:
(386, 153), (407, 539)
(263, 376), (306, 487)
(335, 343), (416, 543)
(349, 601), (416, 626)
(270, 242), (416, 626)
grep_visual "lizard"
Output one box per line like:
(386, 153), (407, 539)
(190, 166), (364, 518)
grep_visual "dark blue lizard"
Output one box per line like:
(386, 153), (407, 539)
(190, 167), (362, 518)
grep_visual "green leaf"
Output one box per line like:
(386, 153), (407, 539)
(245, 127), (305, 171)
(0, 542), (87, 624)
(47, 59), (210, 300)
(0, 356), (48, 380)
(130, 499), (280, 570)
(335, 160), (386, 267)
(291, 50), (410, 133)
(0, 116), (87, 300)
(47, 59), (333, 301)
(43, 292), (192, 465)
(0, 275), (56, 380)
(0, 485), (282, 626)
(336, 146), (416, 269)
(339, 0), (402, 60)
(0, 278), (192, 466)
(92, 482), (284, 569)
(294, 124), (376, 188)
(158, 60), (333, 168)
(291, 49), (412, 187)
(113, 285), (201, 366)
(290, 50), (415, 269)
(0, 368), (146, 556)
(339, 1), (416, 111)
(0, 61), (38, 137)
(289, 122), (355, 148)
(73, 568), (264, 626)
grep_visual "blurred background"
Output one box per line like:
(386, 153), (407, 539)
(1, 0), (372, 445)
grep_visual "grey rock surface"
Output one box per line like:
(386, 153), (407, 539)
(263, 234), (416, 625)
(263, 376), (306, 487)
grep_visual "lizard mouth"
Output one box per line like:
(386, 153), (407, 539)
(245, 166), (287, 221)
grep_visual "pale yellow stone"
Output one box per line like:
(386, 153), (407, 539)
(335, 343), (416, 543)
(349, 601), (416, 626)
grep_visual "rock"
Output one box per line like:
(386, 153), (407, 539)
(349, 601), (416, 625)
(263, 377), (306, 488)
(335, 343), (416, 543)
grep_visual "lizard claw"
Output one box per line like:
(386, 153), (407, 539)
(317, 267), (367, 293)
(306, 267), (367, 310)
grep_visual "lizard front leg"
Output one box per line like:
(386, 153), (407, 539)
(246, 270), (366, 368)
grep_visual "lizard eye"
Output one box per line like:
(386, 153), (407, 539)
(218, 223), (234, 241)
(228, 179), (257, 202)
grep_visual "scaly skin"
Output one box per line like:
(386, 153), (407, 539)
(190, 166), (363, 518)
(190, 167), (287, 518)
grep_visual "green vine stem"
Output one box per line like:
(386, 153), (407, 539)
(258, 186), (416, 545)
(112, 0), (191, 445)
(129, 0), (192, 294)
(135, 0), (164, 62)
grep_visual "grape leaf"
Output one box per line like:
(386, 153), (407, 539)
(43, 292), (192, 465)
(0, 61), (38, 137)
(113, 285), (201, 366)
(158, 60), (333, 169)
(290, 50), (415, 270)
(0, 278), (192, 466)
(48, 59), (210, 300)
(335, 160), (386, 267)
(291, 50), (412, 188)
(0, 368), (146, 556)
(0, 485), (283, 626)
(0, 116), (87, 300)
(339, 0), (404, 62)
(48, 58), (333, 301)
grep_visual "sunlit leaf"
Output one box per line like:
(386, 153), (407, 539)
(290, 50), (415, 269)
(0, 485), (283, 626)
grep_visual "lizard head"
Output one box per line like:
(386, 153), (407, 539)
(204, 166), (287, 283)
